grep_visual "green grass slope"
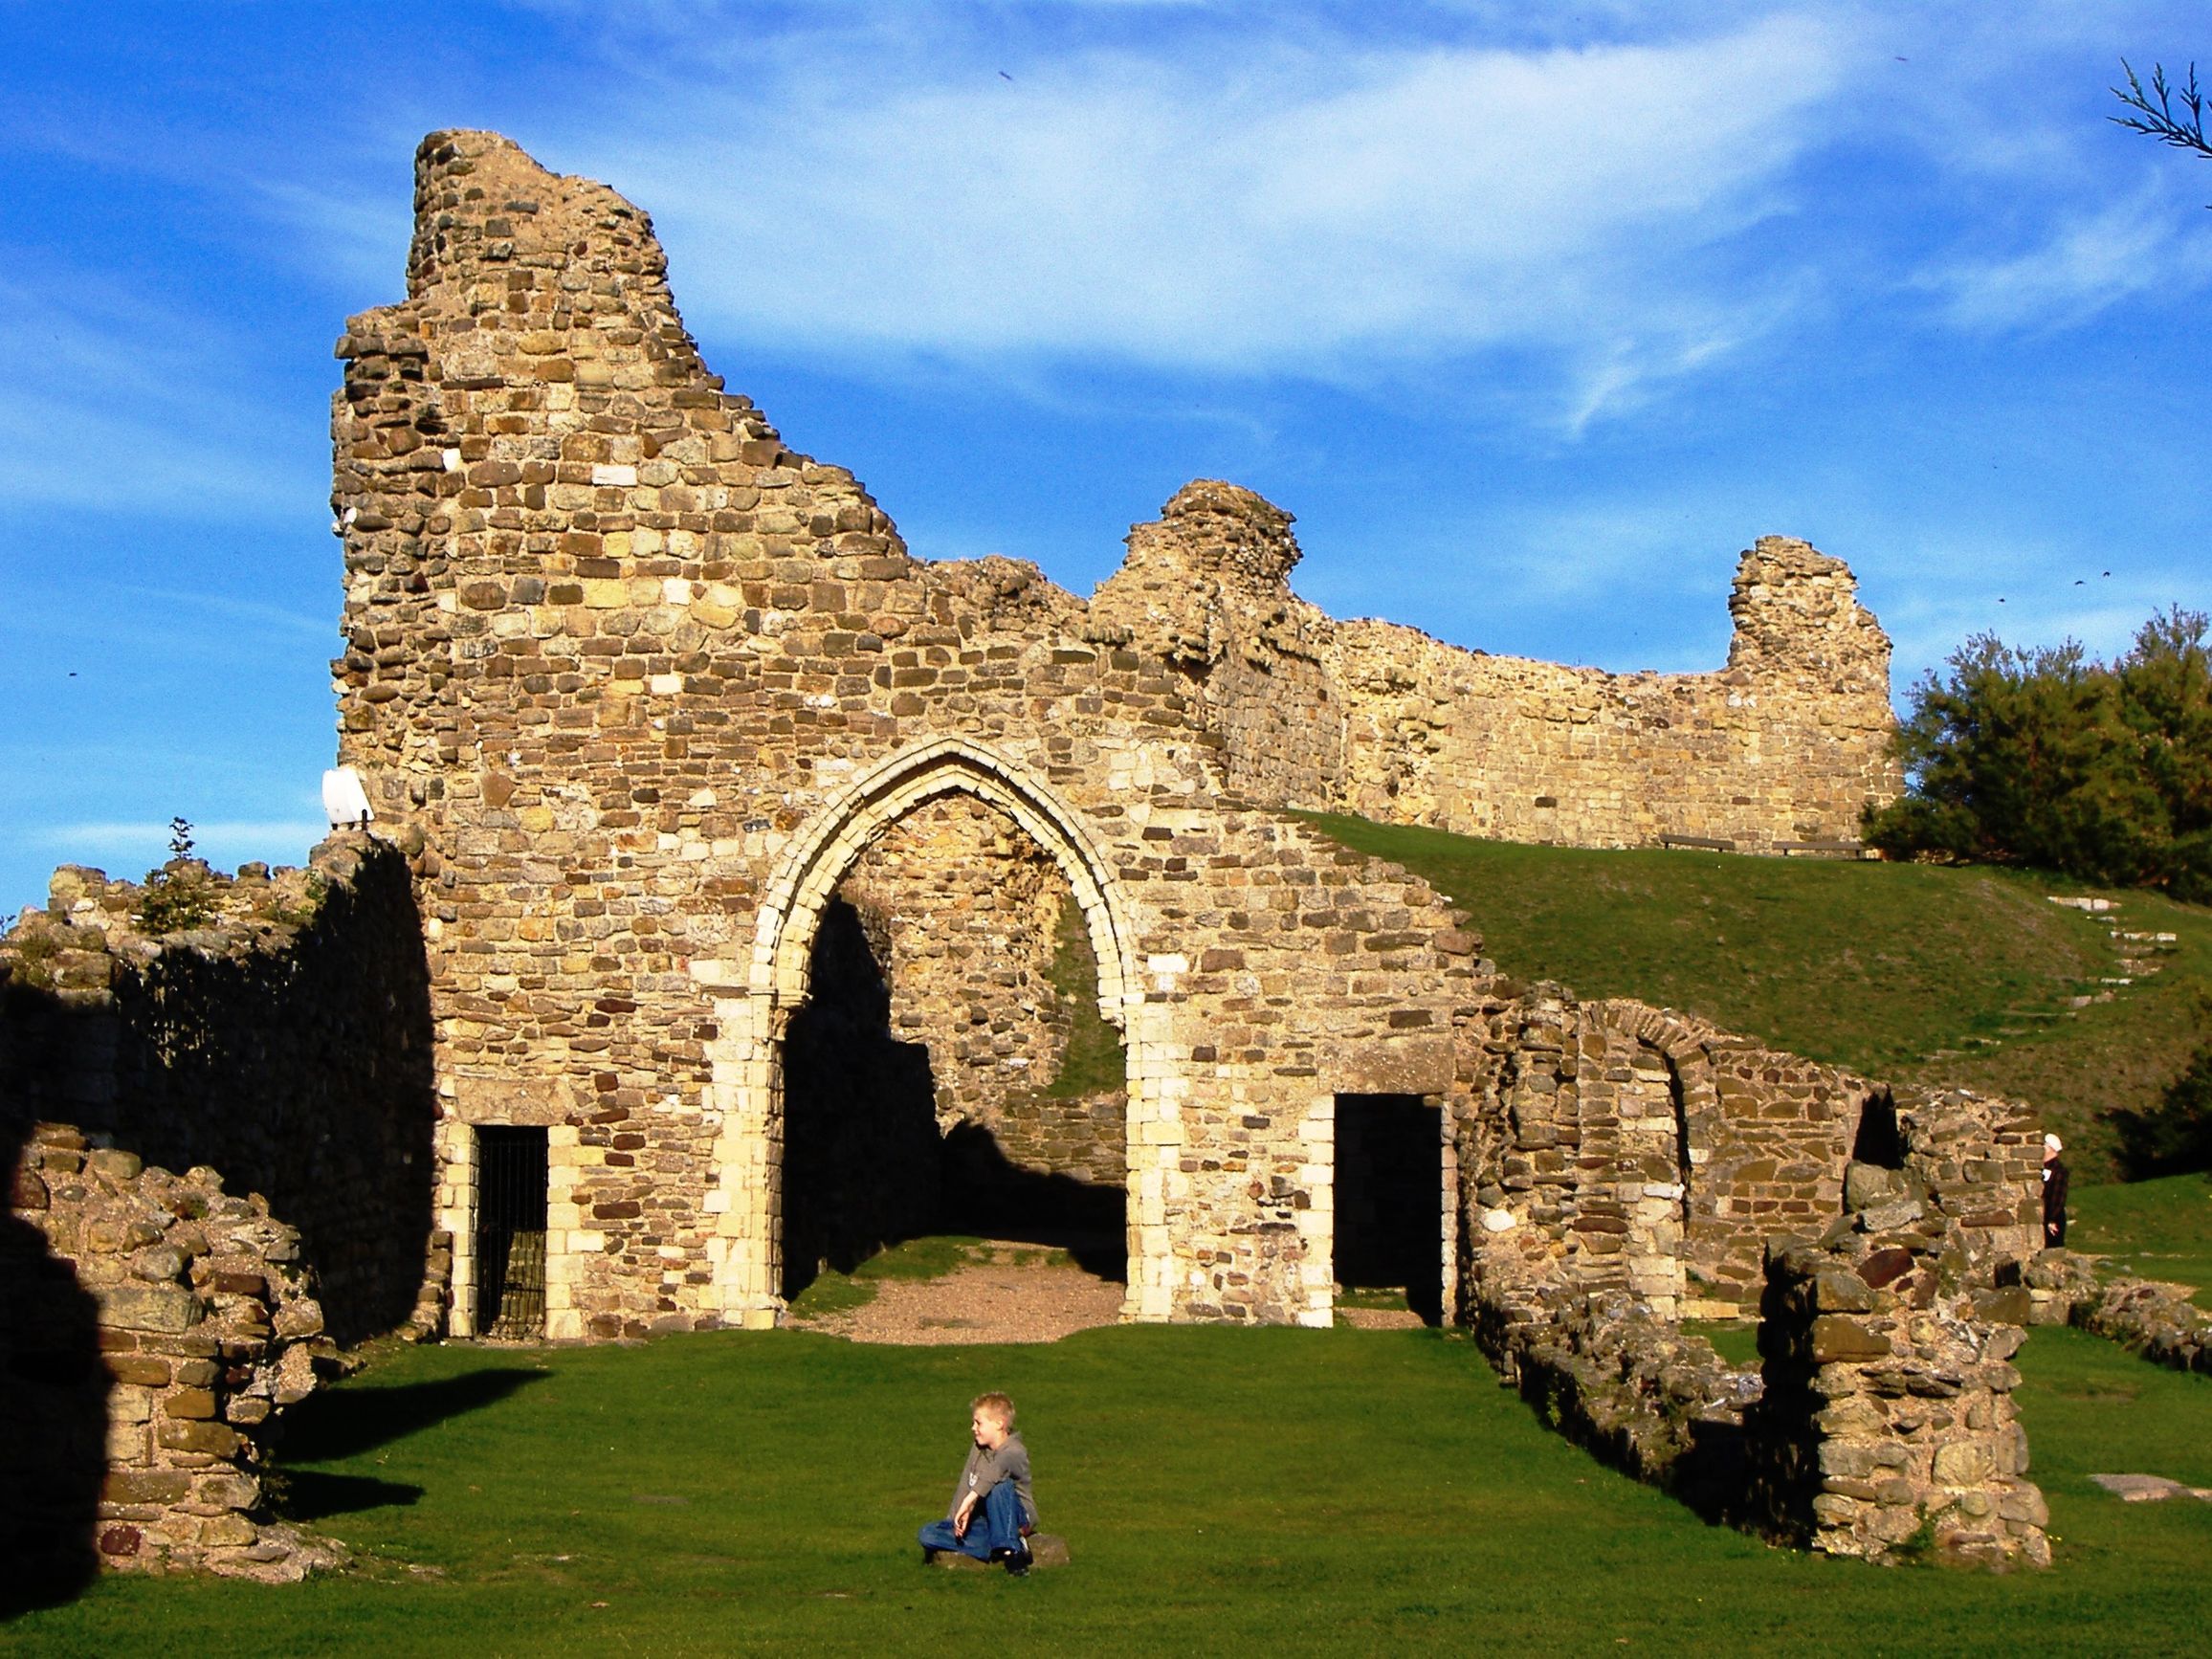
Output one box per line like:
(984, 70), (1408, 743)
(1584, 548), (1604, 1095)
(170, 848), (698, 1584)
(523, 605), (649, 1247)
(9, 1324), (2208, 1656)
(2071, 1173), (2212, 1308)
(1299, 814), (2212, 1182)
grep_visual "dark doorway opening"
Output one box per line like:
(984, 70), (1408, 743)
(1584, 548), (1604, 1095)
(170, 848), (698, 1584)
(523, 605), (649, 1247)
(1850, 1090), (1906, 1168)
(475, 1126), (547, 1338)
(781, 886), (1132, 1300)
(1335, 1094), (1445, 1325)
(781, 899), (944, 1301)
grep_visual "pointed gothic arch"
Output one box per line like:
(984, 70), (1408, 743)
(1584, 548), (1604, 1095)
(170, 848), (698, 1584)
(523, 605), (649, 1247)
(697, 737), (1169, 1327)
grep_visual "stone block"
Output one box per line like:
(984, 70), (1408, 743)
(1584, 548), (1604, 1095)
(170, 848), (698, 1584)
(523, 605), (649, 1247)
(103, 1470), (191, 1506)
(1810, 1316), (1891, 1362)
(157, 1420), (241, 1458)
(100, 1284), (200, 1333)
(164, 1387), (220, 1421)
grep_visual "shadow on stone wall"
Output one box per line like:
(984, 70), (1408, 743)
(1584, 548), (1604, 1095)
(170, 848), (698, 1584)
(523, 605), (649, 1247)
(783, 900), (945, 1301)
(0, 840), (436, 1346)
(940, 1121), (1127, 1281)
(0, 1112), (107, 1614)
(782, 899), (1132, 1292)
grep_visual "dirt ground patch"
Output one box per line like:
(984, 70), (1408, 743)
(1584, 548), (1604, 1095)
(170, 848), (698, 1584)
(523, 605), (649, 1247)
(786, 1249), (1127, 1345)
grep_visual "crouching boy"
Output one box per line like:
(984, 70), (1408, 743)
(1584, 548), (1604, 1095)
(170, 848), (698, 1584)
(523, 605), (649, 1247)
(918, 1391), (1037, 1576)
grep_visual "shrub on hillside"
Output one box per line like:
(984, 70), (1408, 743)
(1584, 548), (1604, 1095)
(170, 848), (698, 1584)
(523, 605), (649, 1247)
(1864, 608), (2212, 902)
(2109, 1036), (2212, 1178)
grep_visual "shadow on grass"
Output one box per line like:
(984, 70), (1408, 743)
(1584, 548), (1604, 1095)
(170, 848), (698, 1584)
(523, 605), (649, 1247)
(280, 1366), (549, 1464)
(274, 1470), (425, 1522)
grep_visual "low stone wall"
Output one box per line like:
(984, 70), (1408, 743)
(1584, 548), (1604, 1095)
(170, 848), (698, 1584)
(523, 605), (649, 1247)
(1454, 984), (2041, 1321)
(2074, 1276), (2212, 1374)
(2015, 1250), (2212, 1375)
(3, 1124), (339, 1599)
(1455, 990), (2048, 1566)
(0, 834), (435, 1343)
(1463, 1242), (1761, 1516)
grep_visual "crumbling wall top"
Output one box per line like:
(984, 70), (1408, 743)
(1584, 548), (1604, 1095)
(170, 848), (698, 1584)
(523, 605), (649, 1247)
(1725, 534), (1891, 689)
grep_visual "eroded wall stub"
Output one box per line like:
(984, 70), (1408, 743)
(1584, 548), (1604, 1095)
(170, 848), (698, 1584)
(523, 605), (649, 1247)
(4, 1127), (342, 1589)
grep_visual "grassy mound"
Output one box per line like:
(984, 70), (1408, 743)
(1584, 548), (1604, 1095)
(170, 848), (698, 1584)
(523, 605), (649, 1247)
(10, 1317), (2208, 1655)
(1300, 814), (2212, 1181)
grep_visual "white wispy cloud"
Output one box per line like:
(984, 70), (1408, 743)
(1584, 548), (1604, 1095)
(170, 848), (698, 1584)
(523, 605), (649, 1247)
(0, 274), (321, 519)
(535, 11), (1857, 421)
(1915, 189), (2212, 332)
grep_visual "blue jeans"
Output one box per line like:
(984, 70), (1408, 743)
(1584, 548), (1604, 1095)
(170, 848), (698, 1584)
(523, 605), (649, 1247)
(918, 1478), (1027, 1559)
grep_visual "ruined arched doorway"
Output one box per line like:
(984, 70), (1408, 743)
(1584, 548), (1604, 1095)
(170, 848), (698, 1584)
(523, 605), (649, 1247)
(699, 738), (1159, 1327)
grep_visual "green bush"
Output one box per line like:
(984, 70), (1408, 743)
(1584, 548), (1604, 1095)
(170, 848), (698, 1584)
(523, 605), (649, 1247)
(133, 816), (222, 936)
(1864, 608), (2212, 901)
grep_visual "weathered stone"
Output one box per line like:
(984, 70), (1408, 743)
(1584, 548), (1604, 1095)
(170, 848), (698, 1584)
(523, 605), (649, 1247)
(1809, 1316), (1891, 1362)
(100, 1284), (200, 1333)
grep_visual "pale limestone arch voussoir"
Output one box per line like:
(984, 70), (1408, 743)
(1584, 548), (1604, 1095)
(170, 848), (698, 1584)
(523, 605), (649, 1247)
(749, 735), (1139, 1027)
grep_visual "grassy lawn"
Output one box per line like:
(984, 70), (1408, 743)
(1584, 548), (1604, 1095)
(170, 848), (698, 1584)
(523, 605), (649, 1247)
(1299, 813), (2212, 1182)
(6, 1312), (2207, 1656)
(2071, 1173), (2212, 1309)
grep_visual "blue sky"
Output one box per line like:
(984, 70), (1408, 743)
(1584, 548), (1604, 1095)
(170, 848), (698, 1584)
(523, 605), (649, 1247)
(2, 2), (2208, 918)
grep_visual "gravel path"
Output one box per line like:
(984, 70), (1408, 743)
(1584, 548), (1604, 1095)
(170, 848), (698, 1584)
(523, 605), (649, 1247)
(787, 1249), (1127, 1346)
(783, 1244), (1430, 1341)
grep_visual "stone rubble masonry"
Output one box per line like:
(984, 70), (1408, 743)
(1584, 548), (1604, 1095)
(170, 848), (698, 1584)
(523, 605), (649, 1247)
(4, 1123), (343, 1586)
(330, 130), (1479, 1337)
(0, 835), (440, 1345)
(1737, 1089), (2054, 1568)
(1464, 1265), (1764, 1519)
(1086, 479), (1901, 852)
(1454, 983), (2046, 1562)
(1751, 1229), (2049, 1569)
(1453, 984), (2043, 1322)
(839, 796), (1127, 1192)
(2015, 1250), (2212, 1376)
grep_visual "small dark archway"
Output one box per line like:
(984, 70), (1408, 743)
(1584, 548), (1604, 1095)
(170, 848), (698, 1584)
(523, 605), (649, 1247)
(1334, 1094), (1446, 1325)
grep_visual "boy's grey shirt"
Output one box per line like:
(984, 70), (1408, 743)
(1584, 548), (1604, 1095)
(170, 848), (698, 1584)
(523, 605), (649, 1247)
(949, 1430), (1037, 1529)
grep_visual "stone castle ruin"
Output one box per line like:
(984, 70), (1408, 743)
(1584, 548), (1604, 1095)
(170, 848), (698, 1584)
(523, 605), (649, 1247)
(2, 130), (2055, 1585)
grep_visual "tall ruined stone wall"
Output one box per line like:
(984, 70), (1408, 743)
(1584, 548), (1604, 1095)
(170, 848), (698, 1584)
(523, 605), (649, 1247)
(1333, 534), (1897, 851)
(0, 837), (437, 1345)
(333, 132), (1475, 1336)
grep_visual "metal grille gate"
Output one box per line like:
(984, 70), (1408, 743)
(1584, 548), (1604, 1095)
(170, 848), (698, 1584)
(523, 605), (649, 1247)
(475, 1126), (548, 1338)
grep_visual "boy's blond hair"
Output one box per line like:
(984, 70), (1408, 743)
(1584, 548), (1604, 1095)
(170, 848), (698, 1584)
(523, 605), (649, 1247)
(971, 1391), (1016, 1427)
